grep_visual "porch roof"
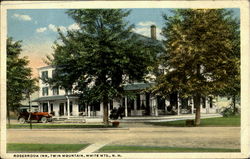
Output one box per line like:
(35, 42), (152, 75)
(124, 82), (155, 91)
(32, 95), (78, 102)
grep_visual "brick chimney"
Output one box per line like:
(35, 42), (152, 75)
(150, 25), (156, 40)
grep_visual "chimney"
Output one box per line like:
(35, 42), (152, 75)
(150, 25), (156, 40)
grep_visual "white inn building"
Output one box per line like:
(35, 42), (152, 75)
(33, 25), (218, 119)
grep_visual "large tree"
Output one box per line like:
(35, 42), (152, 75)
(7, 37), (38, 125)
(153, 9), (240, 126)
(47, 9), (158, 125)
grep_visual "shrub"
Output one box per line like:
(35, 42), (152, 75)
(220, 104), (239, 117)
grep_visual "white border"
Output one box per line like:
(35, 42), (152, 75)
(1, 1), (249, 159)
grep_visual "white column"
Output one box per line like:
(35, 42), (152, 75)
(206, 97), (209, 114)
(48, 101), (50, 113)
(66, 96), (70, 119)
(155, 98), (158, 116)
(165, 99), (170, 112)
(125, 96), (128, 117)
(191, 98), (194, 114)
(39, 103), (42, 112)
(108, 102), (110, 116)
(177, 95), (181, 115)
(88, 105), (91, 117)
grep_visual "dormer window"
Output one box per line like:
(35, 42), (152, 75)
(41, 71), (48, 79)
(158, 69), (165, 74)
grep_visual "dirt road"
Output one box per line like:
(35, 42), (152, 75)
(7, 124), (240, 149)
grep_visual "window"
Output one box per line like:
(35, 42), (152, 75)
(41, 71), (48, 79)
(43, 103), (48, 112)
(52, 70), (56, 78)
(42, 87), (48, 96)
(136, 94), (141, 110)
(66, 89), (72, 95)
(91, 101), (100, 111)
(209, 97), (213, 108)
(158, 69), (165, 74)
(128, 99), (135, 110)
(53, 87), (59, 95)
(78, 103), (85, 112)
(157, 96), (165, 109)
(50, 104), (53, 112)
(202, 97), (206, 108)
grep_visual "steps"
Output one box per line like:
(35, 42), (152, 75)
(52, 116), (86, 123)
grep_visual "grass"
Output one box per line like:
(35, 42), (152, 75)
(147, 115), (240, 127)
(7, 124), (114, 129)
(98, 145), (240, 153)
(7, 143), (89, 153)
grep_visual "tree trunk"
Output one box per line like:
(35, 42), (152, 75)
(194, 93), (201, 126)
(103, 95), (109, 126)
(232, 95), (236, 115)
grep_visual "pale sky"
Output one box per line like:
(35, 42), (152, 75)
(7, 8), (240, 77)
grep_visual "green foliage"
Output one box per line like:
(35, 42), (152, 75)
(7, 37), (38, 116)
(220, 104), (240, 117)
(152, 9), (240, 126)
(47, 9), (158, 124)
(153, 9), (240, 98)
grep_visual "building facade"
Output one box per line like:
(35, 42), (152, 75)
(33, 67), (218, 119)
(33, 25), (218, 118)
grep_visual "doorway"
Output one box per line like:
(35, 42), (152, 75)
(59, 103), (64, 116)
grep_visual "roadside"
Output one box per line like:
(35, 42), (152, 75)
(7, 125), (240, 150)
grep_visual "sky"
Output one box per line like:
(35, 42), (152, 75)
(7, 8), (240, 77)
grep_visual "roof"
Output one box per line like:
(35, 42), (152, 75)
(32, 95), (78, 102)
(124, 82), (155, 91)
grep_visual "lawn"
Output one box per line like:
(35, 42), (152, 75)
(98, 145), (240, 153)
(7, 124), (113, 129)
(147, 115), (240, 127)
(7, 143), (89, 153)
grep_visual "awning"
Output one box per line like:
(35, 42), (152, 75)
(123, 82), (155, 91)
(32, 95), (78, 102)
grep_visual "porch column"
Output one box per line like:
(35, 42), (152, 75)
(48, 101), (50, 113)
(191, 98), (194, 114)
(88, 106), (91, 117)
(108, 102), (110, 115)
(84, 105), (87, 116)
(125, 96), (128, 117)
(66, 96), (70, 119)
(177, 94), (181, 115)
(206, 97), (209, 114)
(154, 98), (158, 116)
(165, 99), (170, 112)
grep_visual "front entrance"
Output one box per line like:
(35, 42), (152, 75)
(59, 103), (64, 116)
(145, 93), (150, 115)
(43, 103), (48, 112)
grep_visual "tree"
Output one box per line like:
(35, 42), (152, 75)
(47, 9), (158, 125)
(153, 9), (240, 126)
(7, 37), (38, 125)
